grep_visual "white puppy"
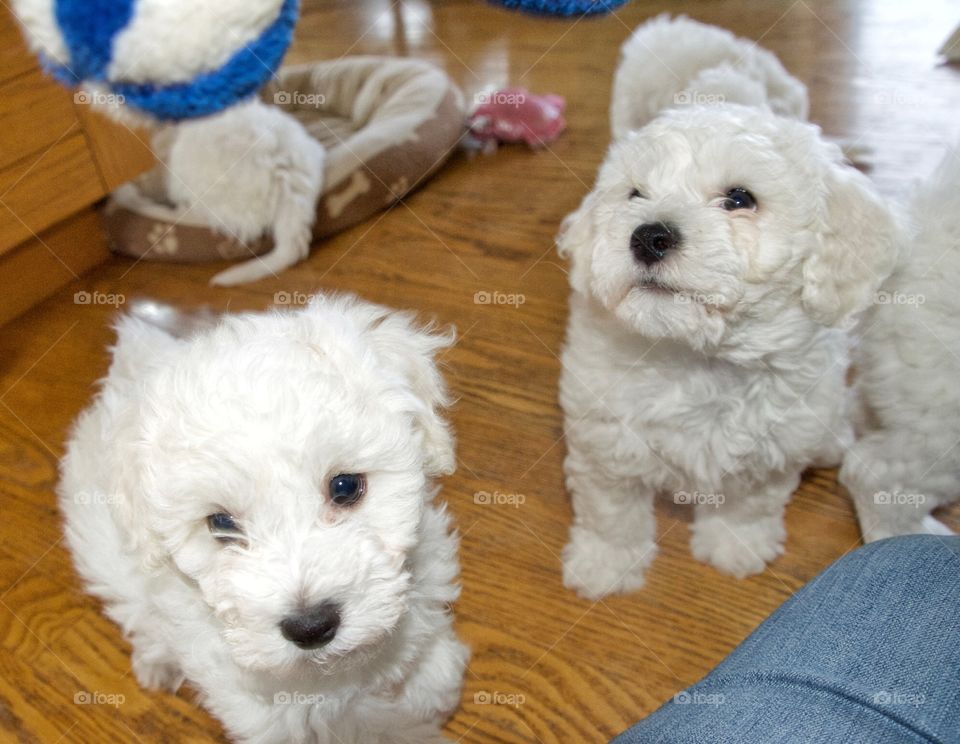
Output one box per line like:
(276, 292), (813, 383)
(558, 105), (898, 597)
(113, 98), (326, 286)
(59, 296), (468, 743)
(840, 144), (960, 542)
(610, 15), (809, 141)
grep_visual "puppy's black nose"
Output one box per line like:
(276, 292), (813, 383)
(280, 603), (341, 649)
(631, 222), (681, 265)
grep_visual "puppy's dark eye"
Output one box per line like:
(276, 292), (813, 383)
(329, 473), (366, 507)
(629, 187), (645, 200)
(207, 512), (243, 543)
(723, 187), (757, 211)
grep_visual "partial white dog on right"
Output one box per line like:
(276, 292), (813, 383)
(840, 144), (960, 542)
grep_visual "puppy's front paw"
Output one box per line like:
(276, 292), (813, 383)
(131, 648), (183, 692)
(690, 516), (785, 578)
(562, 528), (656, 599)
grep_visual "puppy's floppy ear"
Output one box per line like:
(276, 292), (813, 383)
(105, 313), (186, 567)
(557, 191), (597, 294)
(366, 311), (457, 478)
(802, 159), (899, 327)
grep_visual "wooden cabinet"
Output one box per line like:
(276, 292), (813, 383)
(0, 6), (155, 325)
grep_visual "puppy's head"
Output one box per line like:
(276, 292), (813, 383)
(560, 105), (898, 350)
(107, 296), (455, 674)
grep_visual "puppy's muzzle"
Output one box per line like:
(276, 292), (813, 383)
(279, 602), (342, 650)
(631, 222), (681, 266)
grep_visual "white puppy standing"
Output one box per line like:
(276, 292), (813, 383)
(59, 296), (467, 743)
(558, 105), (898, 598)
(840, 144), (960, 542)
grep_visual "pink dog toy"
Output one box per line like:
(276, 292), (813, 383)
(467, 87), (566, 148)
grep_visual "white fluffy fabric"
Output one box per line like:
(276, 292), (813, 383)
(610, 15), (809, 141)
(11, 0), (284, 84)
(59, 295), (468, 743)
(557, 105), (899, 597)
(840, 144), (960, 542)
(112, 98), (326, 285)
(108, 0), (285, 85)
(9, 0), (68, 64)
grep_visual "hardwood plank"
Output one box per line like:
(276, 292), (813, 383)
(0, 6), (38, 85)
(0, 67), (81, 173)
(0, 209), (110, 327)
(74, 105), (156, 193)
(0, 134), (105, 255)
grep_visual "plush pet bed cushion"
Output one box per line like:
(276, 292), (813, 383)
(105, 56), (465, 263)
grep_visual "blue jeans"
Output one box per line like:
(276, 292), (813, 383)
(613, 535), (960, 743)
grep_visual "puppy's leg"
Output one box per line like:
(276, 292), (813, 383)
(396, 626), (469, 724)
(841, 431), (958, 542)
(689, 471), (798, 578)
(102, 598), (183, 691)
(562, 450), (657, 599)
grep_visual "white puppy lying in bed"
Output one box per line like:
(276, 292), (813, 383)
(59, 296), (467, 743)
(114, 98), (326, 286)
(558, 105), (898, 597)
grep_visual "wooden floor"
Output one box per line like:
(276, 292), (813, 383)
(1, 1), (959, 742)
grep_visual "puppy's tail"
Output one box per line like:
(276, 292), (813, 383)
(210, 137), (326, 286)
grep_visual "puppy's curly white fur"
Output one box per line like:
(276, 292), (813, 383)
(840, 143), (960, 542)
(610, 15), (809, 140)
(558, 105), (898, 597)
(59, 295), (468, 743)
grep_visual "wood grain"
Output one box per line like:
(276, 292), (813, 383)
(74, 106), (155, 194)
(0, 5), (37, 85)
(0, 133), (103, 255)
(0, 209), (110, 327)
(0, 68), (82, 173)
(0, 1), (958, 742)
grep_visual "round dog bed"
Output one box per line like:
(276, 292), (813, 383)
(105, 56), (465, 263)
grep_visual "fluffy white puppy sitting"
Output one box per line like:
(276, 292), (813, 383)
(840, 144), (960, 542)
(610, 15), (809, 141)
(112, 98), (326, 286)
(59, 296), (468, 743)
(558, 105), (898, 598)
